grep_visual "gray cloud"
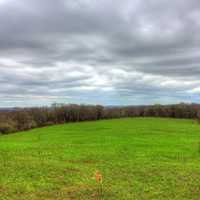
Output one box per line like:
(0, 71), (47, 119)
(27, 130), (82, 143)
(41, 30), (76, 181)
(0, 0), (200, 107)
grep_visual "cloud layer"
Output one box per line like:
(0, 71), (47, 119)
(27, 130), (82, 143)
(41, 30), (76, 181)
(0, 0), (200, 107)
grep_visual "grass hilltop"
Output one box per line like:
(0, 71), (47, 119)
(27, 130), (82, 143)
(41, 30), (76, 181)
(0, 118), (200, 199)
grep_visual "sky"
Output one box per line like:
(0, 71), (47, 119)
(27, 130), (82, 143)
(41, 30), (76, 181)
(0, 0), (200, 107)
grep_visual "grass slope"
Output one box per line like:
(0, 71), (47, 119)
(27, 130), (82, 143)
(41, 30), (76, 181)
(0, 118), (200, 200)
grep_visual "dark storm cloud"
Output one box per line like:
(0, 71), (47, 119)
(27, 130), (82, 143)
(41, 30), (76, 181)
(0, 0), (200, 106)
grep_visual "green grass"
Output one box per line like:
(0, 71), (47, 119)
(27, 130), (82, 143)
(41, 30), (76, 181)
(0, 118), (200, 200)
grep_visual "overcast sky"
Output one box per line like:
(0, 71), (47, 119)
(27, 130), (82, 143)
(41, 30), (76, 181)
(0, 0), (200, 107)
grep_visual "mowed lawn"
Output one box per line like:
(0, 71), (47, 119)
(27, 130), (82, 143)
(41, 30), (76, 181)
(0, 118), (200, 200)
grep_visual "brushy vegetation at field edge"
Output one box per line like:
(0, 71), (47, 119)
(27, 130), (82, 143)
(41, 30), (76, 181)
(1, 117), (200, 200)
(1, 103), (200, 135)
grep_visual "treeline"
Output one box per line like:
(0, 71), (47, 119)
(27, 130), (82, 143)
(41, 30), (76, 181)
(0, 103), (200, 135)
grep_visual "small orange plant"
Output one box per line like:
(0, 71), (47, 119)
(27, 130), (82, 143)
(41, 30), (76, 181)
(95, 170), (103, 183)
(93, 170), (103, 197)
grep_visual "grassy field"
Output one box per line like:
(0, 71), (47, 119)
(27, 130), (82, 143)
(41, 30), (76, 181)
(0, 118), (200, 200)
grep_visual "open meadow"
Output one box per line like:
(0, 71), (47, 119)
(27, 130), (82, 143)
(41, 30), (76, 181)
(0, 118), (200, 200)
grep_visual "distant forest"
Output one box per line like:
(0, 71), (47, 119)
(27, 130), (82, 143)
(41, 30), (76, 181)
(1, 103), (200, 135)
